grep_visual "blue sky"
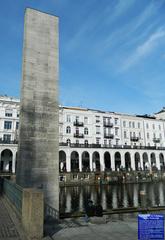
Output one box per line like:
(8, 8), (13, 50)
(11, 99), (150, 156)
(0, 0), (165, 115)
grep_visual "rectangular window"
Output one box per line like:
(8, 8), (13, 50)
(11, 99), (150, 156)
(84, 117), (88, 124)
(138, 122), (140, 128)
(96, 126), (100, 134)
(16, 122), (19, 130)
(115, 128), (118, 136)
(116, 139), (119, 145)
(139, 132), (141, 138)
(124, 131), (127, 139)
(147, 132), (149, 139)
(146, 123), (149, 129)
(96, 137), (100, 144)
(3, 134), (11, 142)
(160, 133), (162, 139)
(66, 115), (71, 122)
(159, 125), (161, 130)
(129, 121), (131, 128)
(76, 116), (79, 121)
(132, 122), (135, 128)
(17, 112), (19, 118)
(104, 139), (107, 145)
(153, 124), (155, 130)
(96, 116), (100, 123)
(153, 133), (156, 138)
(4, 121), (12, 129)
(76, 127), (79, 134)
(107, 117), (111, 125)
(123, 121), (126, 127)
(115, 118), (118, 125)
(5, 110), (13, 117)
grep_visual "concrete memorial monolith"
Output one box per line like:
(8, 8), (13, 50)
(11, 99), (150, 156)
(16, 8), (59, 213)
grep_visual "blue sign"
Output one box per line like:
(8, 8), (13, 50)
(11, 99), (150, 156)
(138, 214), (164, 240)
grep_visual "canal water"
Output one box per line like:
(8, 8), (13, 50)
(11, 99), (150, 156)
(60, 182), (165, 213)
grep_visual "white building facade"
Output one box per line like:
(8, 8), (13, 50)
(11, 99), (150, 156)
(1, 96), (165, 173)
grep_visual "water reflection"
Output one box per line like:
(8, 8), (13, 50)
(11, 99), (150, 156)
(59, 182), (165, 213)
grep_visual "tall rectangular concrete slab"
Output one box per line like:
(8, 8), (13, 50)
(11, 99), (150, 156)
(16, 8), (59, 212)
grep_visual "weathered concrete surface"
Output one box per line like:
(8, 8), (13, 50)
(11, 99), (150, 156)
(16, 8), (59, 212)
(22, 188), (44, 239)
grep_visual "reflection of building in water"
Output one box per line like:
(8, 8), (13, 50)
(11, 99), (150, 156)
(117, 185), (124, 208)
(126, 184), (134, 207)
(133, 184), (138, 207)
(101, 188), (106, 210)
(123, 186), (127, 208)
(1, 96), (165, 174)
(71, 187), (80, 211)
(159, 182), (164, 206)
(66, 189), (71, 213)
(112, 187), (117, 209)
(106, 185), (113, 209)
(147, 183), (154, 206)
(79, 188), (83, 211)
(59, 183), (165, 213)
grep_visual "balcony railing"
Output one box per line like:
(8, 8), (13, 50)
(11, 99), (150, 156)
(59, 142), (165, 150)
(73, 121), (84, 127)
(104, 133), (114, 139)
(153, 138), (160, 143)
(74, 133), (84, 138)
(130, 137), (139, 142)
(103, 122), (113, 127)
(0, 139), (18, 144)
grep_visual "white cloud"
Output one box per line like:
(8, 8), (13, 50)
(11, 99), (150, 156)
(121, 28), (165, 71)
(111, 0), (135, 19)
(102, 1), (160, 52)
(64, 0), (136, 53)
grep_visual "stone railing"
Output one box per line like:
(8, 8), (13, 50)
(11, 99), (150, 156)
(44, 202), (59, 220)
(3, 179), (22, 214)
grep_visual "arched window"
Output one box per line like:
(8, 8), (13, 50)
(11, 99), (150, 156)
(84, 127), (88, 135)
(66, 126), (71, 134)
(66, 139), (71, 145)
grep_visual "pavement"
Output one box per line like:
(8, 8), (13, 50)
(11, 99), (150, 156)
(0, 196), (27, 240)
(44, 213), (139, 240)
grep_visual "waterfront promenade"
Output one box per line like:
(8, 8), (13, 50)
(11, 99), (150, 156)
(44, 214), (138, 240)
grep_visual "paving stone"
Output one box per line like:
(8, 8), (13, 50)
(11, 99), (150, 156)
(0, 197), (23, 240)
